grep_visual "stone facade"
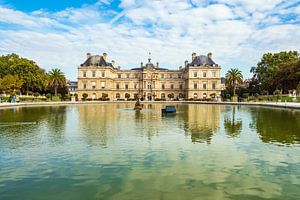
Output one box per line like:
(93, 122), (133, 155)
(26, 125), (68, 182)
(77, 52), (222, 100)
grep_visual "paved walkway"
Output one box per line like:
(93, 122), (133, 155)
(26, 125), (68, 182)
(0, 101), (300, 110)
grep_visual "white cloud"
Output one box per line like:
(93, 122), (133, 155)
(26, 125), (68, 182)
(0, 0), (299, 80)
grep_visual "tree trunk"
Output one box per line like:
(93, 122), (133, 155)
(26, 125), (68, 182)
(54, 87), (57, 96)
(233, 85), (236, 96)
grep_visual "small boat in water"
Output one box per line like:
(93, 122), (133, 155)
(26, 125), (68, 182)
(162, 106), (176, 114)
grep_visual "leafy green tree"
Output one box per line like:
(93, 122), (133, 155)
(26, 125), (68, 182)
(0, 53), (48, 94)
(82, 93), (88, 100)
(47, 68), (66, 96)
(0, 75), (23, 93)
(251, 51), (300, 93)
(225, 68), (243, 96)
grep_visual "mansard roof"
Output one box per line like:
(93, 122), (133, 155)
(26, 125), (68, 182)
(80, 55), (113, 67)
(188, 53), (216, 67)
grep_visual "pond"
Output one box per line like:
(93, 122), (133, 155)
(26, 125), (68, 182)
(0, 104), (300, 200)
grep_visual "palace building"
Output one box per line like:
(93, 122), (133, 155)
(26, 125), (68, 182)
(77, 52), (222, 101)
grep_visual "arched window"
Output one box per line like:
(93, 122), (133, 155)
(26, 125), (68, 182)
(203, 93), (207, 98)
(116, 93), (120, 99)
(194, 93), (198, 98)
(92, 93), (97, 100)
(161, 93), (166, 99)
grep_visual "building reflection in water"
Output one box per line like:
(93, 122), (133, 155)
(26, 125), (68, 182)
(181, 104), (222, 144)
(250, 108), (300, 145)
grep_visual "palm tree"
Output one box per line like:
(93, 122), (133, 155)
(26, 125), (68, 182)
(47, 68), (66, 96)
(225, 68), (243, 96)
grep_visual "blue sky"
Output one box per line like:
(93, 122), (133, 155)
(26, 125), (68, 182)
(0, 0), (299, 80)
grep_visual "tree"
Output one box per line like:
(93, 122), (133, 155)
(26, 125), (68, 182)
(167, 93), (174, 99)
(125, 93), (130, 99)
(0, 75), (23, 93)
(47, 68), (66, 96)
(251, 51), (300, 94)
(225, 68), (243, 96)
(0, 53), (48, 94)
(82, 93), (88, 100)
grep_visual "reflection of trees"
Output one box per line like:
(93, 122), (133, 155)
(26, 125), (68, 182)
(224, 107), (242, 137)
(45, 106), (67, 144)
(251, 108), (300, 144)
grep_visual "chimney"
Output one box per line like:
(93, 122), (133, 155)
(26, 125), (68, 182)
(103, 52), (108, 61)
(184, 60), (188, 67)
(86, 53), (91, 59)
(156, 62), (159, 68)
(141, 62), (143, 67)
(207, 52), (212, 59)
(111, 60), (115, 67)
(192, 52), (196, 61)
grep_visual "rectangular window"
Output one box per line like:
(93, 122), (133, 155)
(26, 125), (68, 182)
(161, 74), (164, 79)
(212, 71), (216, 77)
(194, 72), (197, 77)
(178, 74), (182, 79)
(203, 83), (207, 89)
(125, 83), (129, 89)
(101, 71), (105, 77)
(134, 83), (138, 89)
(83, 71), (87, 77)
(101, 82), (105, 89)
(92, 82), (96, 89)
(179, 84), (183, 90)
(170, 84), (174, 89)
(126, 74), (130, 78)
(212, 82), (216, 89)
(116, 83), (119, 89)
(92, 71), (96, 77)
(118, 74), (121, 78)
(83, 83), (87, 89)
(162, 83), (165, 90)
(203, 72), (207, 77)
(194, 82), (198, 89)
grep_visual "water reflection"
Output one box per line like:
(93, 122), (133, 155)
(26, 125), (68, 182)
(1, 104), (300, 200)
(250, 108), (300, 145)
(224, 106), (243, 138)
(182, 105), (222, 144)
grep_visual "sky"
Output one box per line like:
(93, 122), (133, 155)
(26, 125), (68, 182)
(0, 0), (299, 80)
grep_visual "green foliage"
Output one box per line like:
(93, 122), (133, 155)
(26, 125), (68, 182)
(125, 93), (130, 99)
(251, 51), (300, 94)
(82, 93), (88, 100)
(0, 74), (23, 93)
(225, 68), (243, 96)
(46, 93), (52, 99)
(33, 92), (40, 97)
(51, 96), (61, 102)
(167, 93), (174, 99)
(0, 53), (47, 94)
(47, 68), (66, 96)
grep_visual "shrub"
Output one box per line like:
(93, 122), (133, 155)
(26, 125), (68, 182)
(254, 93), (259, 98)
(46, 93), (52, 99)
(52, 96), (61, 102)
(242, 93), (249, 99)
(33, 92), (40, 97)
(125, 93), (130, 99)
(65, 94), (71, 101)
(82, 93), (88, 100)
